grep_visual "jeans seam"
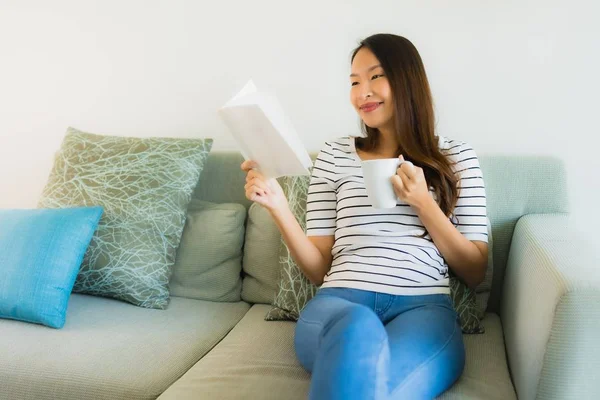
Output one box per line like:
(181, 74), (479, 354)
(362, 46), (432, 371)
(389, 306), (459, 397)
(379, 296), (394, 317)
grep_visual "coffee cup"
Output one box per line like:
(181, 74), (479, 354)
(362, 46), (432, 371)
(361, 158), (406, 209)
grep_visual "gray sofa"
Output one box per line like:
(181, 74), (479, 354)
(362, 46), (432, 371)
(1, 152), (598, 400)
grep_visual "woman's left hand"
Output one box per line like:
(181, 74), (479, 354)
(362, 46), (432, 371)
(391, 155), (432, 212)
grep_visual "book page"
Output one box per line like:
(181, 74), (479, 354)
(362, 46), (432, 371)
(219, 81), (312, 179)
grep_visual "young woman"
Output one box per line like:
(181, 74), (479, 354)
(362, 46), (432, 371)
(241, 33), (488, 400)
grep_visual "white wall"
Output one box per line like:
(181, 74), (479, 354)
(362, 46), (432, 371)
(1, 0), (598, 237)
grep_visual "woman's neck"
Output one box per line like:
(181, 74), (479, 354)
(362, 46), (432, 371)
(376, 128), (399, 157)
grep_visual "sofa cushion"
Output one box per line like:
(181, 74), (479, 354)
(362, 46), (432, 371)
(158, 304), (515, 400)
(0, 207), (102, 328)
(38, 127), (213, 309)
(0, 293), (250, 400)
(476, 217), (494, 317)
(240, 203), (281, 304)
(169, 200), (246, 302)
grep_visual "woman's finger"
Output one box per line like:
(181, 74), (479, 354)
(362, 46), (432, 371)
(246, 169), (266, 182)
(400, 161), (416, 181)
(244, 178), (267, 192)
(398, 169), (411, 189)
(241, 160), (259, 172)
(391, 175), (404, 196)
(245, 186), (265, 201)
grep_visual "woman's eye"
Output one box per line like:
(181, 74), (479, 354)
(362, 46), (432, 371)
(351, 82), (359, 86)
(372, 74), (384, 80)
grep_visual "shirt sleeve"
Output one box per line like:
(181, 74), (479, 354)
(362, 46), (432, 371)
(449, 142), (488, 243)
(305, 142), (337, 236)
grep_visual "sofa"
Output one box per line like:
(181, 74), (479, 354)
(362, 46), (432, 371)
(1, 151), (598, 400)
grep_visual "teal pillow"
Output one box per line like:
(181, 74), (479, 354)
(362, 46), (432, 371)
(38, 127), (213, 309)
(0, 207), (103, 328)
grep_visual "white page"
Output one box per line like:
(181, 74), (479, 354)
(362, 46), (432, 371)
(219, 80), (312, 179)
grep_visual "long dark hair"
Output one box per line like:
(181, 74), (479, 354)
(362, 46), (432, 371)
(352, 34), (459, 226)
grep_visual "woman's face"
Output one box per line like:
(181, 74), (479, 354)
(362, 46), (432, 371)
(350, 47), (394, 132)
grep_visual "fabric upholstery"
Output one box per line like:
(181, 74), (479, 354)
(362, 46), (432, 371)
(0, 207), (102, 328)
(265, 175), (315, 321)
(193, 152), (251, 208)
(240, 203), (281, 304)
(159, 305), (515, 400)
(169, 200), (246, 302)
(38, 127), (213, 309)
(0, 294), (250, 400)
(478, 156), (568, 312)
(501, 213), (600, 400)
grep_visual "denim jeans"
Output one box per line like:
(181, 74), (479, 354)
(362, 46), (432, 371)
(294, 287), (465, 400)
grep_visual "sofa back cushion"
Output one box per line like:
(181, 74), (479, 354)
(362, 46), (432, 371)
(477, 155), (568, 311)
(240, 204), (281, 304)
(169, 200), (246, 302)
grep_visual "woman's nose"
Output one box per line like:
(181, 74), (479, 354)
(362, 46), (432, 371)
(359, 83), (373, 100)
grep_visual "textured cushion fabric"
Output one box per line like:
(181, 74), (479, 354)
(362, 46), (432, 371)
(476, 217), (494, 317)
(0, 207), (102, 328)
(448, 276), (484, 334)
(265, 175), (315, 321)
(38, 127), (213, 309)
(501, 214), (600, 400)
(439, 312), (516, 400)
(192, 152), (252, 208)
(159, 304), (515, 400)
(478, 156), (568, 313)
(240, 203), (282, 304)
(266, 175), (490, 333)
(0, 293), (250, 400)
(169, 200), (246, 302)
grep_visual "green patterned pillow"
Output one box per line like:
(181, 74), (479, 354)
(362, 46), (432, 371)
(38, 127), (213, 309)
(265, 174), (488, 334)
(265, 175), (316, 321)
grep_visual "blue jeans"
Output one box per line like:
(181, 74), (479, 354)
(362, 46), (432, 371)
(294, 287), (465, 400)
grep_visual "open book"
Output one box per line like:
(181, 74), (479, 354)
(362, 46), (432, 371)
(218, 80), (313, 179)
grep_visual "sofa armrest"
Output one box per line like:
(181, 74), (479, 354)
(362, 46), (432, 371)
(501, 214), (600, 400)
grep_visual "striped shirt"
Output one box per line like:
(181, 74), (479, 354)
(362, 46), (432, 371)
(306, 135), (488, 296)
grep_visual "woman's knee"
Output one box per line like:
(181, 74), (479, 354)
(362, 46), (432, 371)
(390, 317), (465, 399)
(321, 304), (383, 342)
(295, 301), (384, 371)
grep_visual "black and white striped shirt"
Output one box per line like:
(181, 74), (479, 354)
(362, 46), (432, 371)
(306, 136), (488, 296)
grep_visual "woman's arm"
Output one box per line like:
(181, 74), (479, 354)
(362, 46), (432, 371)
(270, 206), (334, 285)
(242, 160), (334, 286)
(391, 154), (488, 288)
(413, 197), (487, 288)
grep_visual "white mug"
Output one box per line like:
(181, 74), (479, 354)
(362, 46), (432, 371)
(361, 158), (407, 209)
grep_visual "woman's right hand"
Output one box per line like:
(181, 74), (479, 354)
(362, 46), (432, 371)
(241, 160), (288, 214)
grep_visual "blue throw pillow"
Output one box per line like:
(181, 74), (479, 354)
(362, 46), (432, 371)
(0, 207), (103, 328)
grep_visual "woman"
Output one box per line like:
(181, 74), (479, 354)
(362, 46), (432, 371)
(241, 33), (488, 400)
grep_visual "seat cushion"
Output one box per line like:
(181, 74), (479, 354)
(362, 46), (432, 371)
(159, 305), (516, 400)
(0, 293), (250, 400)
